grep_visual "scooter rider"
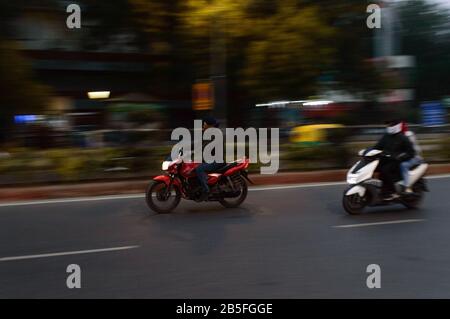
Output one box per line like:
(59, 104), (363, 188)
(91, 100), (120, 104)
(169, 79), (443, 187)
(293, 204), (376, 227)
(400, 122), (424, 193)
(372, 119), (416, 199)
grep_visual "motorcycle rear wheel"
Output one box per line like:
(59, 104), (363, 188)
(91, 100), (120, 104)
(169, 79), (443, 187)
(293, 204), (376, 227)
(219, 176), (248, 208)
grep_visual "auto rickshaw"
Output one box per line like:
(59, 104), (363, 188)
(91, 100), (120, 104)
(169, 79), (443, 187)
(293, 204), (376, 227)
(289, 124), (345, 146)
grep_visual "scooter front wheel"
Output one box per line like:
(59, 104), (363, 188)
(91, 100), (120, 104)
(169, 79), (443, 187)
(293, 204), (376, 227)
(342, 190), (367, 215)
(146, 181), (181, 214)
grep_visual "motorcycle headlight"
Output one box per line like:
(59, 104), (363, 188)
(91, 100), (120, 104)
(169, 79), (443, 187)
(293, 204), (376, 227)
(162, 161), (170, 171)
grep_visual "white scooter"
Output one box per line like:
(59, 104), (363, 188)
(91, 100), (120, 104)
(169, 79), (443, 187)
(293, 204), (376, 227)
(343, 149), (429, 215)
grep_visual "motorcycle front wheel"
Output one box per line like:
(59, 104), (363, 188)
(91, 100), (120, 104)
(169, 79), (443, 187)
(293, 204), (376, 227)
(146, 181), (181, 214)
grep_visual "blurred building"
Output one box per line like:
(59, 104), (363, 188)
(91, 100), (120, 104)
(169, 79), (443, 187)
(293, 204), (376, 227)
(9, 1), (191, 131)
(372, 1), (417, 119)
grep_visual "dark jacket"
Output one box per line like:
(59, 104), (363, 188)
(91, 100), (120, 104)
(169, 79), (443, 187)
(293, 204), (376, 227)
(201, 136), (226, 164)
(373, 132), (416, 161)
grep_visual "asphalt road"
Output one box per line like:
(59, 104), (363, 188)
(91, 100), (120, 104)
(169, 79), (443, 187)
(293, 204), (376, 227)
(1, 177), (450, 298)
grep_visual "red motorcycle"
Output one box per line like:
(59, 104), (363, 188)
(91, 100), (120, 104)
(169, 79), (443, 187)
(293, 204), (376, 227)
(146, 156), (252, 213)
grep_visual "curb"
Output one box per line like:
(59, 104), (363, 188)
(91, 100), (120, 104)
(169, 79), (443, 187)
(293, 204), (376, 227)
(1, 164), (450, 202)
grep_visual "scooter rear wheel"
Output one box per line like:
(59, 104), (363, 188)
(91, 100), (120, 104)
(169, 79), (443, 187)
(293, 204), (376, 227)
(402, 190), (424, 209)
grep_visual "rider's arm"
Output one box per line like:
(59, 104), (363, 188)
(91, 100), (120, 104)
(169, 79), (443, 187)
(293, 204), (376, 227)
(395, 134), (416, 161)
(402, 134), (416, 159)
(406, 131), (422, 156)
(373, 134), (387, 151)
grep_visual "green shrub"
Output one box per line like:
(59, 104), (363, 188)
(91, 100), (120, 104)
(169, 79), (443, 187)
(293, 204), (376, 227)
(282, 143), (350, 170)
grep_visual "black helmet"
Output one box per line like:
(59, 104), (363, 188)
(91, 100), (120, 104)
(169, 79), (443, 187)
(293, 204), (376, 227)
(202, 116), (219, 128)
(385, 119), (402, 126)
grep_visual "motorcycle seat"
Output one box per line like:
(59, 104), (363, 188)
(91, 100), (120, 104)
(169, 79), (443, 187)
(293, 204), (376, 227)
(215, 162), (238, 173)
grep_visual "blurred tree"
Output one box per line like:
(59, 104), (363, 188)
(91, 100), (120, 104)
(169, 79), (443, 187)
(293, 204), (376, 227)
(316, 0), (387, 96)
(0, 1), (54, 144)
(241, 4), (336, 100)
(182, 0), (390, 124)
(398, 0), (450, 101)
(0, 0), (58, 38)
(181, 0), (338, 125)
(183, 0), (335, 100)
(0, 41), (51, 132)
(129, 0), (194, 97)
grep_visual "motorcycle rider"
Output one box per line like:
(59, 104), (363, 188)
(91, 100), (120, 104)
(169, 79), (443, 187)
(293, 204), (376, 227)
(372, 119), (416, 199)
(400, 122), (424, 193)
(195, 116), (225, 201)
